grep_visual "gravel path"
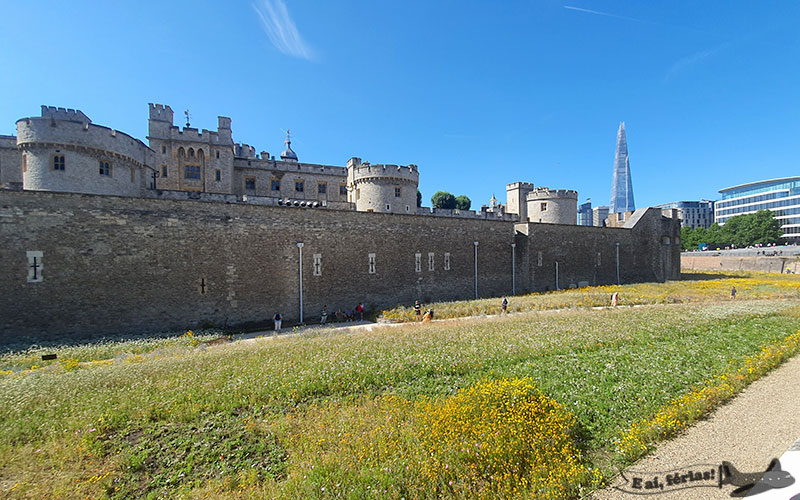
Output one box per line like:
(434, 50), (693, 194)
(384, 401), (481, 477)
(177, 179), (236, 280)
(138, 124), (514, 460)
(593, 354), (800, 500)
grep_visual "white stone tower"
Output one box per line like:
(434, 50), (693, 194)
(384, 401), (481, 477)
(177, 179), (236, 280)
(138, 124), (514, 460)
(346, 157), (419, 214)
(526, 187), (578, 224)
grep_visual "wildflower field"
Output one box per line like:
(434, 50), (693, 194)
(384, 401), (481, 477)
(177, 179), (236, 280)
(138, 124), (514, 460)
(2, 272), (800, 498)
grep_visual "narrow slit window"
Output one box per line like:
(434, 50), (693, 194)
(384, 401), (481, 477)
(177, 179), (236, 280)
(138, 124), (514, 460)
(368, 253), (376, 274)
(415, 253), (421, 272)
(313, 253), (322, 276)
(428, 252), (435, 271)
(444, 252), (451, 271)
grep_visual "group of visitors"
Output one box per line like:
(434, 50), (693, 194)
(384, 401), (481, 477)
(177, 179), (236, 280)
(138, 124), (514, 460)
(320, 303), (365, 324)
(271, 302), (366, 333)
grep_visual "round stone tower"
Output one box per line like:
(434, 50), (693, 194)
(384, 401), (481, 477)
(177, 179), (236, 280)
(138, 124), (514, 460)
(17, 106), (154, 197)
(526, 187), (578, 224)
(346, 157), (419, 214)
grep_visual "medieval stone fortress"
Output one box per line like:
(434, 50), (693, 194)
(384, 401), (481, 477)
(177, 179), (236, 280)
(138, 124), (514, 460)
(0, 104), (680, 341)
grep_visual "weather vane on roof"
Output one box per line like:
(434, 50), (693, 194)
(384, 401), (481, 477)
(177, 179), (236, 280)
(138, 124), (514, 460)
(184, 110), (191, 128)
(284, 129), (291, 146)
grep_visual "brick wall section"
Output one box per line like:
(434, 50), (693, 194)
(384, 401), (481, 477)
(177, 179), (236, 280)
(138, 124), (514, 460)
(0, 190), (679, 344)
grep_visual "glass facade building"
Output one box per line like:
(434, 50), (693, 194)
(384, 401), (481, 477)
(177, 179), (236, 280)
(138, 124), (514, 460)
(654, 200), (714, 229)
(578, 200), (592, 226)
(610, 122), (635, 213)
(716, 177), (800, 240)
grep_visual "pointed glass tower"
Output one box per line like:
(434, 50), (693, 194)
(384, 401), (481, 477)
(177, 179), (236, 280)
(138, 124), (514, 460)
(610, 122), (635, 213)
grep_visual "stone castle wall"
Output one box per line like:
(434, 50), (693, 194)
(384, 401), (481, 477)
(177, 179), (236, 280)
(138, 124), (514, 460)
(0, 135), (22, 189)
(16, 115), (153, 197)
(0, 189), (679, 345)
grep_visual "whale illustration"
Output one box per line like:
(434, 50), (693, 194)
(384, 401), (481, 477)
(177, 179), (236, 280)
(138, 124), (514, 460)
(721, 459), (794, 497)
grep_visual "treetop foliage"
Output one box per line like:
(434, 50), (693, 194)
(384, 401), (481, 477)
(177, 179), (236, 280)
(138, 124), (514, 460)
(681, 210), (783, 250)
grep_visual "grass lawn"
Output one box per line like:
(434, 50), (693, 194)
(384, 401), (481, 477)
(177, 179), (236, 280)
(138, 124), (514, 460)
(1, 272), (800, 499)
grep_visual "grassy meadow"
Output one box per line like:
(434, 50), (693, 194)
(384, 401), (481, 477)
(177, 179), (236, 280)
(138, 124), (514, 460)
(2, 272), (800, 499)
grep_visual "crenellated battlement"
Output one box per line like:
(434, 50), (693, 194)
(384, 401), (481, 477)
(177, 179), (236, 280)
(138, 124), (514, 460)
(41, 106), (91, 124)
(235, 143), (257, 158)
(526, 187), (578, 200)
(506, 181), (534, 190)
(348, 157), (419, 183)
(148, 103), (173, 123)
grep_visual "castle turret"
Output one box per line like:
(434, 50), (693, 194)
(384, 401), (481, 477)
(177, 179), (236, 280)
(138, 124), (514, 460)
(17, 105), (154, 197)
(347, 157), (420, 214)
(148, 103), (174, 138)
(506, 182), (534, 221)
(526, 187), (578, 224)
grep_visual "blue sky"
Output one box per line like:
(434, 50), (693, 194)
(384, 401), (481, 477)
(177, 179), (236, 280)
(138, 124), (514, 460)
(1, 1), (798, 209)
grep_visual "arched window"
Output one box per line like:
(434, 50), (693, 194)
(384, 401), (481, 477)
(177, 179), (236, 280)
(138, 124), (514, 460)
(188, 148), (195, 159)
(178, 147), (185, 158)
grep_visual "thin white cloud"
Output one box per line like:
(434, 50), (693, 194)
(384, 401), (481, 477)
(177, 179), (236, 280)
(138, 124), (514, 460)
(562, 5), (649, 24)
(664, 43), (729, 82)
(252, 0), (315, 61)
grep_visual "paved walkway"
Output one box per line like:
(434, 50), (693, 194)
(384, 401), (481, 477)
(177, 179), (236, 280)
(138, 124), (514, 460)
(593, 354), (800, 500)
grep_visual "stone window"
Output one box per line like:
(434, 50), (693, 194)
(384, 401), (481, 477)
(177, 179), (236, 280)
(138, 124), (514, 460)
(540, 202), (547, 211)
(386, 204), (391, 211)
(339, 184), (347, 197)
(161, 165), (168, 178)
(356, 189), (360, 200)
(295, 181), (304, 192)
(27, 250), (43, 283)
(537, 251), (543, 267)
(99, 161), (111, 176)
(444, 252), (451, 271)
(596, 252), (601, 266)
(162, 145), (166, 154)
(368, 253), (376, 274)
(415, 253), (421, 272)
(395, 187), (401, 197)
(313, 253), (322, 276)
(270, 179), (280, 191)
(184, 165), (201, 179)
(216, 151), (220, 159)
(215, 170), (221, 182)
(428, 252), (435, 271)
(22, 154), (27, 172)
(53, 155), (65, 171)
(406, 205), (410, 212)
(245, 177), (256, 190)
(130, 167), (135, 183)
(318, 182), (327, 194)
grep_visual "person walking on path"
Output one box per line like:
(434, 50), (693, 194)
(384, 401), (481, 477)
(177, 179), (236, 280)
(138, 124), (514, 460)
(414, 300), (422, 321)
(731, 286), (737, 299)
(611, 292), (619, 307)
(273, 312), (283, 332)
(501, 296), (508, 314)
(320, 305), (328, 325)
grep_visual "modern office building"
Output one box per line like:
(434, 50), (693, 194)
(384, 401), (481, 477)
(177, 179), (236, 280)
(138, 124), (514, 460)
(654, 200), (714, 229)
(592, 205), (610, 227)
(610, 122), (635, 214)
(578, 199), (592, 226)
(716, 177), (800, 241)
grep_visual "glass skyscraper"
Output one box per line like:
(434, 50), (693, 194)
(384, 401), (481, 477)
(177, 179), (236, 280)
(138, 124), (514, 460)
(610, 122), (635, 214)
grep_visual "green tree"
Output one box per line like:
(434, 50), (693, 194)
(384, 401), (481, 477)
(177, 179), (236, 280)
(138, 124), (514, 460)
(455, 195), (471, 210)
(431, 191), (457, 209)
(416, 189), (422, 207)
